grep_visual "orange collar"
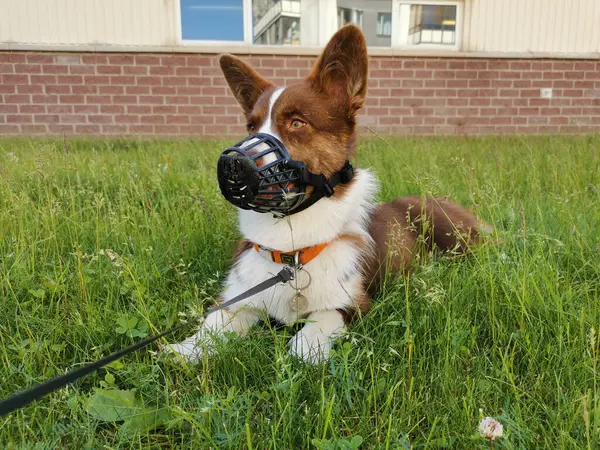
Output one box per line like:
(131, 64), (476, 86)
(253, 242), (329, 266)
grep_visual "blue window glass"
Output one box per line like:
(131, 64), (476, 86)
(181, 0), (244, 41)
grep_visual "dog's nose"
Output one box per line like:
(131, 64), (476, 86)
(241, 138), (277, 169)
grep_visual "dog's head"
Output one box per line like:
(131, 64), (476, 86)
(219, 25), (368, 179)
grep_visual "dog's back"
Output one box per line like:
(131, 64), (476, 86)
(365, 196), (485, 294)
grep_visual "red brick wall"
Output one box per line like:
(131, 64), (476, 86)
(1, 52), (599, 137)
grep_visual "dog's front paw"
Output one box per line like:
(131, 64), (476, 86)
(288, 311), (346, 364)
(164, 333), (215, 364)
(288, 327), (333, 364)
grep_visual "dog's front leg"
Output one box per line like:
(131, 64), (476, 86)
(288, 310), (346, 364)
(166, 306), (259, 363)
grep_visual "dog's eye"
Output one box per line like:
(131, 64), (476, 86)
(247, 123), (256, 133)
(290, 119), (306, 129)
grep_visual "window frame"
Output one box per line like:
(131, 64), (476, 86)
(392, 0), (462, 51)
(176, 0), (253, 46)
(376, 12), (392, 37)
(337, 6), (364, 29)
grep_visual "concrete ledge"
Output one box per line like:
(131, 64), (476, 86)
(1, 42), (600, 60)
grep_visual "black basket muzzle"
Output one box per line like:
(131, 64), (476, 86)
(217, 133), (306, 215)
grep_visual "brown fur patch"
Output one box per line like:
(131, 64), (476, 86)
(364, 196), (483, 294)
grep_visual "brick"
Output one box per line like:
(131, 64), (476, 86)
(139, 95), (164, 104)
(72, 85), (97, 94)
(115, 114), (140, 123)
(124, 65), (148, 75)
(86, 95), (112, 104)
(108, 55), (134, 65)
(0, 104), (18, 113)
(126, 86), (150, 95)
(26, 54), (54, 63)
(97, 85), (123, 95)
(46, 85), (71, 94)
(35, 114), (60, 123)
(42, 65), (69, 74)
(3, 74), (29, 84)
(82, 55), (108, 64)
(150, 66), (174, 76)
(74, 105), (99, 114)
(59, 114), (87, 124)
(15, 64), (41, 73)
(48, 125), (74, 133)
(510, 62), (532, 71)
(111, 76), (136, 85)
(21, 125), (47, 133)
(137, 76), (162, 86)
(5, 94), (30, 104)
(128, 105), (152, 114)
(84, 75), (110, 85)
(129, 125), (154, 133)
(163, 77), (188, 87)
(140, 115), (165, 124)
(59, 95), (84, 104)
(403, 60), (425, 69)
(32, 94), (57, 104)
(19, 105), (45, 114)
(102, 124), (128, 134)
(89, 115), (114, 124)
(166, 115), (190, 124)
(161, 55), (187, 67)
(0, 63), (14, 74)
(379, 79), (403, 88)
(47, 105), (73, 114)
(17, 85), (43, 94)
(136, 55), (161, 65)
(113, 95), (137, 104)
(75, 124), (101, 133)
(179, 105), (203, 115)
(101, 105), (125, 114)
(153, 105), (177, 114)
(186, 55), (214, 67)
(69, 65), (95, 75)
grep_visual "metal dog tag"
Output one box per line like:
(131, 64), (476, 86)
(290, 292), (309, 313)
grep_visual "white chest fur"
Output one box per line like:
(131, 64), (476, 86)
(222, 169), (378, 324)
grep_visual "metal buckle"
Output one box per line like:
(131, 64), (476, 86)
(280, 252), (298, 266)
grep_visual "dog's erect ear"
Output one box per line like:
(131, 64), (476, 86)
(219, 54), (273, 115)
(308, 24), (368, 112)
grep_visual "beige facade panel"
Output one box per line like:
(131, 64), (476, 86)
(0, 0), (598, 54)
(0, 0), (179, 47)
(463, 0), (600, 53)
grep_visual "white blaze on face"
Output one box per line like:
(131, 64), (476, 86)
(245, 87), (285, 168)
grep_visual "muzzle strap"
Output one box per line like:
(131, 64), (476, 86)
(287, 161), (355, 215)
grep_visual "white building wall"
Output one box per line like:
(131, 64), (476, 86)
(0, 0), (179, 47)
(463, 0), (600, 53)
(0, 0), (598, 54)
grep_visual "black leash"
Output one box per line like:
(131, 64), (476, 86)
(0, 266), (295, 418)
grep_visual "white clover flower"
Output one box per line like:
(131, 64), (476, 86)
(478, 417), (504, 440)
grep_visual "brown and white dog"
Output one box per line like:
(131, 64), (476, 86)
(168, 25), (485, 363)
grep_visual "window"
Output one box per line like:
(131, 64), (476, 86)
(338, 7), (363, 28)
(393, 1), (462, 49)
(408, 4), (456, 45)
(180, 0), (245, 41)
(179, 0), (301, 44)
(253, 0), (301, 45)
(377, 12), (392, 36)
(337, 1), (392, 47)
(177, 0), (461, 49)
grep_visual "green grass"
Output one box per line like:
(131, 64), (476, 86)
(0, 136), (599, 449)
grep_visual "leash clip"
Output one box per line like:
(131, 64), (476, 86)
(277, 266), (296, 283)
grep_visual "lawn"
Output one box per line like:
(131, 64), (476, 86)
(0, 136), (599, 449)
